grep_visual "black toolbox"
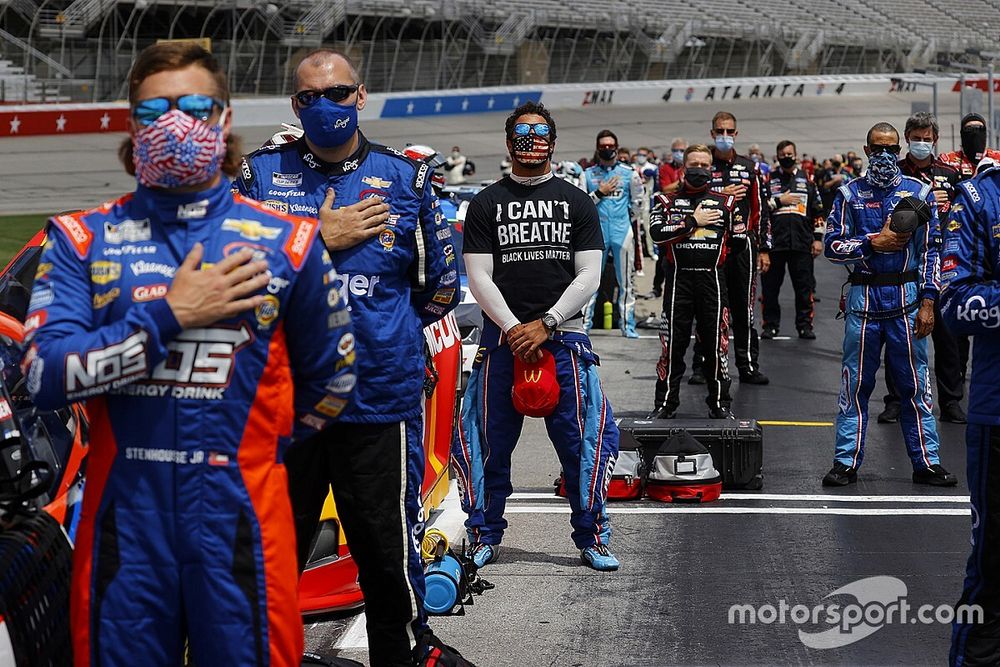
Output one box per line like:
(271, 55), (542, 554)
(616, 417), (764, 490)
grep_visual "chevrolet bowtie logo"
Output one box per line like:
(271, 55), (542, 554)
(523, 370), (543, 383)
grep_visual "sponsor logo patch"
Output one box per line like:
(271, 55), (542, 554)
(222, 219), (282, 241)
(177, 200), (209, 220)
(337, 332), (356, 356)
(379, 228), (396, 251)
(90, 261), (121, 285)
(262, 200), (289, 214)
(272, 172), (303, 187)
(104, 218), (150, 244)
(130, 261), (175, 278)
(132, 283), (168, 302)
(255, 295), (280, 328)
(93, 288), (120, 309)
(362, 176), (392, 188)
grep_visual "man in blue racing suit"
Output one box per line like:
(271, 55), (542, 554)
(822, 122), (956, 488)
(235, 49), (461, 667)
(582, 129), (643, 338)
(21, 42), (355, 666)
(940, 165), (1000, 666)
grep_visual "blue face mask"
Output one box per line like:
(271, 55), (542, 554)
(298, 97), (358, 149)
(714, 134), (735, 152)
(866, 150), (901, 189)
(908, 140), (934, 161)
(672, 149), (685, 164)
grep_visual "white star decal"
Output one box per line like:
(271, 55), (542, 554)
(55, 114), (67, 131)
(461, 98), (469, 111)
(406, 101), (414, 114)
(434, 99), (442, 112)
(487, 97), (495, 109)
(9, 116), (20, 134)
(99, 113), (110, 130)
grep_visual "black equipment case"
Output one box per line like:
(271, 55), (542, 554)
(616, 417), (764, 490)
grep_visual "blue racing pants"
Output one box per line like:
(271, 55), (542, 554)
(583, 230), (637, 338)
(834, 284), (940, 471)
(951, 425), (1000, 666)
(453, 327), (619, 549)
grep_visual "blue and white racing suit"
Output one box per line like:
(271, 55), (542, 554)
(583, 162), (643, 337)
(940, 168), (1000, 666)
(454, 320), (619, 550)
(825, 174), (942, 471)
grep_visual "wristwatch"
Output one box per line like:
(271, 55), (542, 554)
(541, 313), (558, 336)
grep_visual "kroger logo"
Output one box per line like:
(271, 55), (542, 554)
(956, 295), (1000, 328)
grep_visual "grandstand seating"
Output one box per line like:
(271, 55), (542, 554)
(0, 0), (997, 99)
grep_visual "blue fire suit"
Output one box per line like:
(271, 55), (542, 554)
(825, 174), (942, 472)
(582, 162), (643, 337)
(940, 168), (1000, 666)
(23, 179), (354, 666)
(454, 320), (619, 549)
(236, 132), (458, 664)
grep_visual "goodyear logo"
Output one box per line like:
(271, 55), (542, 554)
(948, 220), (962, 232)
(221, 219), (282, 241)
(90, 261), (121, 285)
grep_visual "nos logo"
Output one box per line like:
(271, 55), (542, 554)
(154, 324), (254, 386)
(65, 324), (255, 393)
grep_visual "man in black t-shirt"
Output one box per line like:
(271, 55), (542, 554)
(453, 101), (621, 572)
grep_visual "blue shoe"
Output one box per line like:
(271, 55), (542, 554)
(580, 544), (620, 571)
(469, 543), (500, 568)
(624, 329), (640, 339)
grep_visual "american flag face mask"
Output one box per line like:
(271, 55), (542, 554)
(132, 108), (228, 189)
(511, 133), (551, 166)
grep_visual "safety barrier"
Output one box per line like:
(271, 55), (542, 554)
(0, 73), (973, 137)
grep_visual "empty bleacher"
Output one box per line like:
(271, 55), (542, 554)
(0, 0), (997, 101)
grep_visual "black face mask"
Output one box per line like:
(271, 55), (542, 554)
(778, 156), (796, 169)
(831, 160), (841, 170)
(598, 148), (617, 161)
(961, 125), (987, 161)
(685, 167), (712, 189)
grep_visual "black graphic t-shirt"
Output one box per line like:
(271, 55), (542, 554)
(463, 176), (604, 323)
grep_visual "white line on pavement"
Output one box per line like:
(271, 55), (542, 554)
(507, 492), (969, 503)
(504, 506), (969, 516)
(336, 613), (370, 650)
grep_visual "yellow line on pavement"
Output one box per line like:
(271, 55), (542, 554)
(758, 420), (834, 427)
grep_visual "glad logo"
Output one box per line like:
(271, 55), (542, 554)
(957, 295), (1000, 328)
(334, 117), (350, 128)
(132, 283), (168, 302)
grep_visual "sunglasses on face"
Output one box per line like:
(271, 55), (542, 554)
(293, 85), (360, 107)
(868, 143), (901, 155)
(713, 128), (737, 135)
(512, 123), (551, 137)
(132, 94), (225, 127)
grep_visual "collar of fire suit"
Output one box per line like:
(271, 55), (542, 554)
(295, 131), (372, 176)
(509, 170), (554, 187)
(712, 148), (738, 166)
(900, 154), (934, 177)
(133, 178), (234, 225)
